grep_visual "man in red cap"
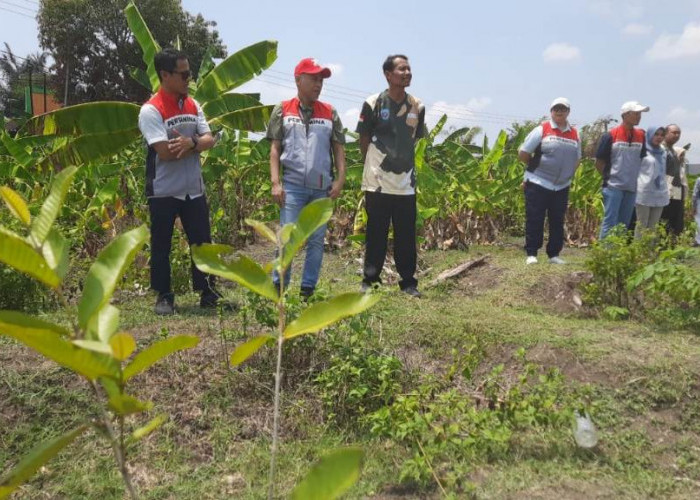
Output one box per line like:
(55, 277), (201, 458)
(266, 58), (346, 299)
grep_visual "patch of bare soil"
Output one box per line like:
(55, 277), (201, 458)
(454, 262), (503, 297)
(501, 478), (621, 500)
(531, 271), (592, 316)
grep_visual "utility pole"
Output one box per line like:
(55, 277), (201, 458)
(28, 67), (34, 115)
(63, 60), (69, 106)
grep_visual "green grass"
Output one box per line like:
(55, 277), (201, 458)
(2, 242), (700, 498)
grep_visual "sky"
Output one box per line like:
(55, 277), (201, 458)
(1, 0), (700, 162)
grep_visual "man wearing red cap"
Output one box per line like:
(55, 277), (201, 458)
(266, 58), (346, 298)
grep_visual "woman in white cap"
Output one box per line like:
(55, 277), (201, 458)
(634, 125), (669, 238)
(518, 98), (582, 264)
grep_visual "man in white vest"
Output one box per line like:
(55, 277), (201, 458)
(266, 58), (346, 298)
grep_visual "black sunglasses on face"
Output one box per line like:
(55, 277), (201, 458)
(552, 105), (569, 112)
(170, 69), (191, 80)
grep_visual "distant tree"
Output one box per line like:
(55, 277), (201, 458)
(0, 43), (49, 117)
(37, 0), (226, 105)
(579, 115), (618, 158)
(506, 118), (543, 150)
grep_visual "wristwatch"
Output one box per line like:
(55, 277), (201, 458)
(191, 135), (199, 151)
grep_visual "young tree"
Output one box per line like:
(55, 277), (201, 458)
(37, 0), (226, 104)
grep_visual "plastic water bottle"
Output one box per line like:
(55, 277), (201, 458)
(573, 411), (598, 448)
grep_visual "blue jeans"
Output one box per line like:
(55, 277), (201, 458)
(600, 186), (636, 239)
(273, 182), (328, 290)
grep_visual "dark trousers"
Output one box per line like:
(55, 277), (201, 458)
(363, 191), (417, 289)
(524, 182), (569, 258)
(661, 198), (685, 236)
(148, 195), (214, 295)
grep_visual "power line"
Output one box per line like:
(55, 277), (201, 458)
(0, 5), (35, 18)
(0, 0), (36, 13)
(264, 67), (532, 122)
(0, 49), (51, 73)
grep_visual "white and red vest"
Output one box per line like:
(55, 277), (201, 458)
(280, 97), (334, 190)
(527, 121), (580, 187)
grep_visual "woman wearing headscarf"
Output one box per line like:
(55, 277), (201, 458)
(635, 125), (669, 238)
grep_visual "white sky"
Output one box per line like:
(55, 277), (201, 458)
(2, 0), (700, 162)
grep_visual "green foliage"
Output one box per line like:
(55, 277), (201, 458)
(38, 0), (226, 104)
(0, 172), (198, 497)
(315, 315), (403, 426)
(363, 351), (581, 492)
(584, 227), (659, 310)
(123, 1), (161, 92)
(0, 425), (89, 499)
(291, 447), (364, 500)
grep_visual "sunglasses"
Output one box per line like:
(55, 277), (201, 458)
(552, 105), (569, 112)
(170, 69), (191, 80)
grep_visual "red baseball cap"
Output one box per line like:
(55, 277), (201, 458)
(294, 58), (331, 78)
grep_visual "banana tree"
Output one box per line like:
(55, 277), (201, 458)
(5, 2), (277, 174)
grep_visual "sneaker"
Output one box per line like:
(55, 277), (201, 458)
(549, 256), (566, 265)
(402, 286), (422, 298)
(200, 289), (237, 311)
(154, 293), (174, 315)
(300, 287), (314, 301)
(526, 256), (538, 265)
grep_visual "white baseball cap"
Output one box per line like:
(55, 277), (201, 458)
(620, 101), (650, 114)
(550, 97), (570, 109)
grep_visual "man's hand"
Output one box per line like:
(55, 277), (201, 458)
(328, 179), (344, 200)
(168, 130), (195, 159)
(271, 182), (285, 206)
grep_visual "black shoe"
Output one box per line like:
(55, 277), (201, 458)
(401, 286), (422, 298)
(300, 286), (315, 301)
(155, 293), (175, 315)
(200, 289), (237, 311)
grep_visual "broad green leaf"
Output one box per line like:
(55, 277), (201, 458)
(43, 129), (141, 167)
(279, 198), (334, 270)
(72, 339), (112, 355)
(108, 394), (153, 416)
(0, 186), (30, 225)
(0, 311), (118, 380)
(230, 335), (274, 366)
(132, 414), (167, 440)
(22, 102), (141, 137)
(42, 228), (70, 279)
(194, 40), (278, 102)
(0, 231), (60, 288)
(110, 332), (136, 361)
(124, 2), (161, 92)
(279, 223), (294, 245)
(196, 45), (217, 86)
(0, 130), (33, 168)
(291, 447), (364, 500)
(209, 105), (275, 132)
(0, 425), (88, 497)
(29, 165), (78, 246)
(86, 304), (120, 343)
(192, 244), (278, 301)
(245, 218), (277, 244)
(128, 65), (152, 91)
(123, 335), (200, 381)
(77, 225), (148, 329)
(201, 93), (262, 119)
(284, 293), (381, 339)
(428, 114), (448, 145)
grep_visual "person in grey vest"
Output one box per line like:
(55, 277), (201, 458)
(634, 126), (669, 238)
(595, 102), (649, 238)
(518, 98), (581, 265)
(138, 48), (223, 315)
(693, 177), (700, 246)
(266, 58), (346, 299)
